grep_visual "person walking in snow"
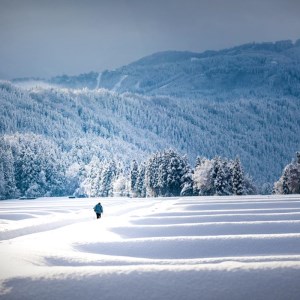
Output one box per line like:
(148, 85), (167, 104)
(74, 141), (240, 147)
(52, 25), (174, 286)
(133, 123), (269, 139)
(93, 202), (103, 219)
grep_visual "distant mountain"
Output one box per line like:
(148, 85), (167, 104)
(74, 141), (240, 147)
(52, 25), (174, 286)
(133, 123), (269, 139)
(98, 40), (300, 97)
(4, 39), (300, 185)
(13, 39), (300, 98)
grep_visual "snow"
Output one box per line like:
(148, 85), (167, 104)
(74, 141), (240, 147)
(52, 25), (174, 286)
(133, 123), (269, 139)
(1, 195), (300, 299)
(134, 81), (140, 89)
(95, 72), (102, 89)
(13, 80), (57, 90)
(112, 75), (128, 91)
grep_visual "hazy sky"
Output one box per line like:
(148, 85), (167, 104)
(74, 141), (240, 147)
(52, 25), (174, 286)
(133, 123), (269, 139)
(0, 0), (299, 79)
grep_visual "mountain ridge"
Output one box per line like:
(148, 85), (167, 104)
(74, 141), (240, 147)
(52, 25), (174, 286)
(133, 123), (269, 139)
(12, 39), (300, 97)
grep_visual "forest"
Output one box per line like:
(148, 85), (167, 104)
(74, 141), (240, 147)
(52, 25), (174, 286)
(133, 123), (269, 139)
(1, 132), (299, 200)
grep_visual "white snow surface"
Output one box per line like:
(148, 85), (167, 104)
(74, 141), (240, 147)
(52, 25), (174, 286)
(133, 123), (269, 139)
(13, 80), (57, 90)
(1, 195), (300, 299)
(95, 72), (102, 89)
(112, 75), (128, 91)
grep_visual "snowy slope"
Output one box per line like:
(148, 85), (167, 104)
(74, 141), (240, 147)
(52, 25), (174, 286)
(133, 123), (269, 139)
(1, 195), (300, 299)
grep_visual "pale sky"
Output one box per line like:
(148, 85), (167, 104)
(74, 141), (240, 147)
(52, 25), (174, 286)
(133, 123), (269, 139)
(0, 0), (299, 79)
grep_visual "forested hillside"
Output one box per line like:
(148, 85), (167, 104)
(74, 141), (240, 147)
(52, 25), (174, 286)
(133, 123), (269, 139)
(1, 80), (299, 186)
(1, 39), (300, 199)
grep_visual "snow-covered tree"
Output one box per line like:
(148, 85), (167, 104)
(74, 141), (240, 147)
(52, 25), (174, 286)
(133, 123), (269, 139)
(135, 163), (146, 198)
(1, 134), (66, 199)
(145, 152), (160, 197)
(180, 168), (194, 196)
(193, 156), (252, 196)
(214, 160), (228, 195)
(0, 142), (18, 199)
(260, 182), (273, 195)
(274, 152), (300, 194)
(98, 160), (117, 197)
(113, 174), (129, 197)
(193, 158), (214, 195)
(65, 162), (81, 195)
(130, 160), (139, 196)
(79, 156), (103, 197)
(232, 157), (245, 195)
(145, 149), (189, 197)
(166, 150), (189, 196)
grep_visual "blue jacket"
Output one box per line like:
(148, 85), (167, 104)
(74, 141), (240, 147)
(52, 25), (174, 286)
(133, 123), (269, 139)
(94, 203), (103, 214)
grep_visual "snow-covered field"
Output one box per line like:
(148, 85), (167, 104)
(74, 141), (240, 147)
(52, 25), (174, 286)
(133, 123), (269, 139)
(1, 195), (300, 299)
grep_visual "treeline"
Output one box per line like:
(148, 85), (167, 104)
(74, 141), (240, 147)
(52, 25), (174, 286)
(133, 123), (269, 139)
(67, 149), (256, 198)
(0, 133), (254, 199)
(125, 151), (256, 198)
(1, 133), (298, 200)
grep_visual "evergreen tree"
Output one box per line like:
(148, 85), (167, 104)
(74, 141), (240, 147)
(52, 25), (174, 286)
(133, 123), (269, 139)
(243, 174), (257, 195)
(130, 160), (139, 196)
(274, 152), (300, 194)
(144, 150), (188, 197)
(98, 160), (117, 197)
(283, 169), (290, 194)
(221, 160), (233, 195)
(232, 157), (245, 195)
(181, 168), (194, 196)
(157, 154), (169, 196)
(166, 150), (188, 196)
(7, 133), (66, 198)
(215, 162), (227, 195)
(136, 163), (146, 197)
(0, 143), (18, 199)
(14, 143), (34, 196)
(145, 152), (160, 197)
